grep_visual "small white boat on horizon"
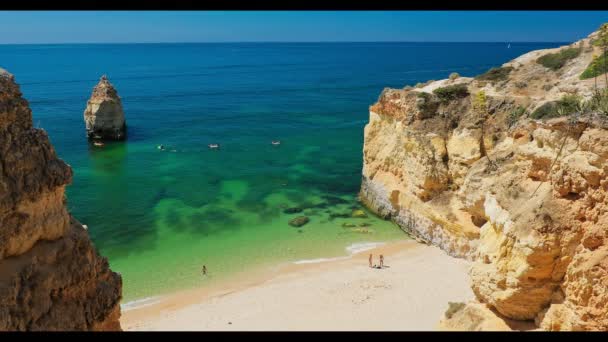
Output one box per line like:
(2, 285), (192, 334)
(208, 143), (220, 149)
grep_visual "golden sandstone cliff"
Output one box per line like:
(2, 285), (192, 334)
(0, 68), (122, 330)
(360, 28), (608, 331)
(84, 75), (126, 141)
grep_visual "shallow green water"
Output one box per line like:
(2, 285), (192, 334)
(90, 135), (407, 302)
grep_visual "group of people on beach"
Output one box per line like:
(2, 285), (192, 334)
(368, 254), (384, 269)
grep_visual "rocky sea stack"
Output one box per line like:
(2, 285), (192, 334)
(361, 28), (608, 330)
(83, 75), (126, 141)
(0, 68), (122, 330)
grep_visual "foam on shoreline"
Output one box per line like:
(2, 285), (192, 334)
(122, 241), (394, 310)
(292, 241), (386, 265)
(121, 296), (162, 312)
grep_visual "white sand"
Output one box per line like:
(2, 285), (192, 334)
(122, 240), (474, 331)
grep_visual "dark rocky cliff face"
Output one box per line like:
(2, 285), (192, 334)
(0, 68), (122, 331)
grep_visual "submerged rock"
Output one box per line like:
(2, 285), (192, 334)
(351, 209), (368, 218)
(322, 195), (350, 205)
(342, 222), (357, 228)
(288, 216), (310, 227)
(283, 207), (303, 214)
(359, 222), (372, 227)
(352, 228), (372, 234)
(329, 212), (351, 219)
(303, 209), (320, 216)
(83, 75), (126, 141)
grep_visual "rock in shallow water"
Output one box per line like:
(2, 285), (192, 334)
(288, 216), (309, 227)
(329, 212), (351, 219)
(351, 209), (368, 218)
(283, 207), (303, 214)
(83, 75), (127, 141)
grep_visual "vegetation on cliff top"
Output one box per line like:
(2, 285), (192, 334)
(581, 23), (608, 81)
(415, 80), (435, 88)
(507, 106), (527, 128)
(433, 83), (469, 102)
(475, 66), (513, 82)
(531, 91), (608, 119)
(415, 91), (440, 116)
(448, 72), (460, 80)
(580, 51), (608, 80)
(588, 89), (608, 115)
(531, 95), (581, 119)
(536, 47), (581, 71)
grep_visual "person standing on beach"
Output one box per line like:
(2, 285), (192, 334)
(202, 265), (207, 276)
(379, 255), (384, 268)
(369, 254), (373, 268)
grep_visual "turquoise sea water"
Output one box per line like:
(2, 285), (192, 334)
(1, 42), (563, 301)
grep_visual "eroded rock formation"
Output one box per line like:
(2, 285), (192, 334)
(83, 75), (126, 141)
(0, 68), (122, 330)
(360, 29), (608, 330)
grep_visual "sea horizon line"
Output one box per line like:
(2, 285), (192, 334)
(0, 40), (572, 46)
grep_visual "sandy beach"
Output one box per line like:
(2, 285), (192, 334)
(121, 240), (474, 331)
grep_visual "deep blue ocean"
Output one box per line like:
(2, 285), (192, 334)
(0, 42), (564, 301)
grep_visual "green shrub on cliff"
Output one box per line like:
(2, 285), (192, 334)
(536, 47), (581, 71)
(472, 90), (488, 119)
(580, 51), (608, 80)
(507, 106), (527, 127)
(581, 23), (608, 81)
(475, 66), (514, 82)
(449, 72), (460, 80)
(530, 102), (554, 120)
(415, 80), (435, 88)
(415, 91), (440, 116)
(588, 89), (608, 115)
(432, 84), (469, 102)
(416, 92), (431, 100)
(530, 94), (583, 119)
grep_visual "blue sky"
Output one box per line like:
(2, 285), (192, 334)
(0, 11), (607, 43)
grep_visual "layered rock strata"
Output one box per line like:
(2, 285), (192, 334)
(0, 68), (122, 330)
(360, 30), (608, 330)
(83, 75), (126, 141)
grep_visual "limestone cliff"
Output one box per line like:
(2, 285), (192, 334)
(0, 68), (122, 330)
(360, 29), (608, 330)
(83, 75), (126, 141)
